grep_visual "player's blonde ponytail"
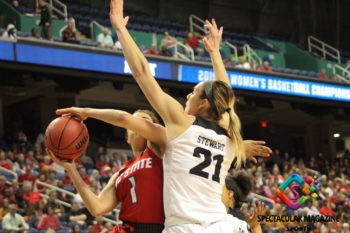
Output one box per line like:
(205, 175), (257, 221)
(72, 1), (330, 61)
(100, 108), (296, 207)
(201, 81), (245, 168)
(226, 103), (245, 169)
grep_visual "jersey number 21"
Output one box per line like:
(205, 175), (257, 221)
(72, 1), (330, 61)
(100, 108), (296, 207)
(189, 147), (224, 183)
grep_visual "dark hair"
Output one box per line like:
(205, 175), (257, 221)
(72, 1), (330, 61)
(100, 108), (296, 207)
(125, 109), (159, 141)
(225, 171), (253, 207)
(133, 109), (159, 124)
(31, 28), (37, 35)
(200, 80), (245, 168)
(44, 203), (55, 214)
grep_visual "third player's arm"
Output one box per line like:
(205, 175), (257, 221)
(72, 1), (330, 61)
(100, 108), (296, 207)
(203, 19), (230, 86)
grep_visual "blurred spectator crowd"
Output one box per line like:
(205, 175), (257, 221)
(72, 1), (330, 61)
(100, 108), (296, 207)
(0, 127), (349, 233)
(0, 129), (130, 233)
(236, 149), (350, 233)
(1, 0), (345, 82)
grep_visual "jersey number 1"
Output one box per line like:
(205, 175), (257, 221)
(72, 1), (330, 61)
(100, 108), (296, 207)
(189, 147), (224, 183)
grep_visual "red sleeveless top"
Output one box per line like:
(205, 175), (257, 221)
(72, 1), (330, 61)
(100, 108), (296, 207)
(115, 147), (164, 223)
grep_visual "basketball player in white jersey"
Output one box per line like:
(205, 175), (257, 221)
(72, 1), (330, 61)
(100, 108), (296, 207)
(110, 1), (268, 232)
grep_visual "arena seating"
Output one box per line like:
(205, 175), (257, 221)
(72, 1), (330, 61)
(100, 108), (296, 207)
(0, 130), (349, 233)
(1, 0), (348, 81)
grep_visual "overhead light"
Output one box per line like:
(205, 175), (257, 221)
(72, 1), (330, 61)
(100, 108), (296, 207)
(333, 133), (340, 138)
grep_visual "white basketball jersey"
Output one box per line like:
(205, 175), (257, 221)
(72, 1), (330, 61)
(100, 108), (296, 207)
(163, 116), (235, 227)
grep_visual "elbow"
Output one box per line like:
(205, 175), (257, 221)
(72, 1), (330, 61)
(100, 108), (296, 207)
(88, 206), (104, 217)
(132, 70), (144, 80)
(131, 63), (150, 80)
(115, 112), (131, 125)
(91, 210), (104, 217)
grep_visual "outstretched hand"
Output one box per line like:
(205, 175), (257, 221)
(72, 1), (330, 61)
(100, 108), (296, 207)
(110, 0), (129, 31)
(46, 149), (77, 172)
(244, 140), (272, 163)
(246, 201), (268, 230)
(56, 107), (88, 121)
(202, 19), (223, 53)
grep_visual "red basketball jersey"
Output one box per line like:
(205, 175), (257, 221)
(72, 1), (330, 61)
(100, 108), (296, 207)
(115, 147), (164, 223)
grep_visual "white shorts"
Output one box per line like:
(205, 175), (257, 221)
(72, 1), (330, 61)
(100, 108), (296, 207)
(163, 215), (244, 233)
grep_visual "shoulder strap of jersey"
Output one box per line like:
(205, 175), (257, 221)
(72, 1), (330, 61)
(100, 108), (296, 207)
(193, 116), (229, 137)
(144, 146), (162, 163)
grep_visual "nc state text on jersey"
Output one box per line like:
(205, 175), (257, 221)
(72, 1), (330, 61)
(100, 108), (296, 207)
(115, 158), (153, 185)
(197, 136), (225, 152)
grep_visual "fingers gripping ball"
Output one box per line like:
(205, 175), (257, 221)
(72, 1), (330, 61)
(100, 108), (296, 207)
(45, 116), (89, 161)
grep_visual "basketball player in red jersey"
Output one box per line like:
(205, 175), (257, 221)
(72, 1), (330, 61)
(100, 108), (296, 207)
(48, 108), (166, 233)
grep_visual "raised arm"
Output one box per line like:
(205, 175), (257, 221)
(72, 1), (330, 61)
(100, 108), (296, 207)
(109, 0), (185, 125)
(202, 19), (230, 86)
(56, 107), (166, 147)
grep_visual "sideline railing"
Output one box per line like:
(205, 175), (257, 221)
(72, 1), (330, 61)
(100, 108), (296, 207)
(40, 193), (120, 224)
(248, 193), (275, 207)
(35, 181), (121, 224)
(175, 41), (194, 61)
(305, 168), (321, 177)
(189, 14), (208, 35)
(308, 36), (340, 63)
(225, 41), (238, 61)
(36, 0), (67, 20)
(333, 64), (350, 83)
(90, 20), (104, 40)
(0, 166), (18, 185)
(335, 177), (350, 188)
(243, 44), (262, 65)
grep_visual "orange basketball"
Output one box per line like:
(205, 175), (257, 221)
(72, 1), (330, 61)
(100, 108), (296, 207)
(45, 116), (89, 161)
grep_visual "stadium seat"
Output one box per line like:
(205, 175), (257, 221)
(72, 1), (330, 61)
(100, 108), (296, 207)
(151, 25), (160, 33)
(283, 68), (292, 73)
(272, 67), (283, 73)
(87, 168), (94, 176)
(73, 14), (83, 20)
(290, 69), (300, 74)
(142, 24), (151, 32)
(299, 70), (308, 76)
(133, 23), (142, 30)
(17, 31), (31, 37)
(127, 23), (135, 30)
(56, 173), (65, 180)
(159, 27), (168, 33)
(0, 172), (15, 180)
(82, 15), (93, 22)
(306, 71), (315, 77)
(169, 29), (177, 35)
(231, 61), (240, 66)
(63, 185), (75, 192)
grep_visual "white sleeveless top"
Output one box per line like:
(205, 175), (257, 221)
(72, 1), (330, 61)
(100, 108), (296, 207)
(163, 116), (235, 227)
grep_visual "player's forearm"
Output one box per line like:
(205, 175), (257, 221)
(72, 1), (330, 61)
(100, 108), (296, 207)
(66, 167), (102, 216)
(210, 50), (230, 84)
(115, 26), (153, 81)
(84, 108), (130, 128)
